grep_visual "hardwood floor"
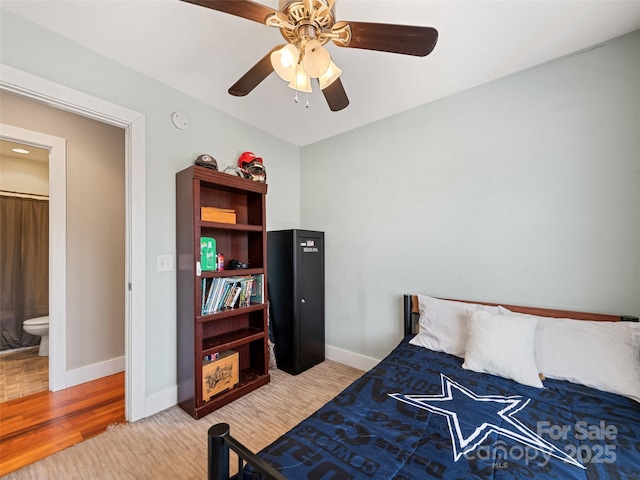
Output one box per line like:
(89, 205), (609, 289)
(0, 372), (125, 476)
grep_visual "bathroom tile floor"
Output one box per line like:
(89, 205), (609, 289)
(0, 347), (48, 402)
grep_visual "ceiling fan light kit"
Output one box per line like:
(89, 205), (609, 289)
(271, 43), (299, 82)
(288, 64), (312, 94)
(182, 0), (438, 112)
(318, 60), (341, 90)
(302, 39), (331, 78)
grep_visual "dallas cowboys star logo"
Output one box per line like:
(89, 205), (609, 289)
(389, 374), (584, 469)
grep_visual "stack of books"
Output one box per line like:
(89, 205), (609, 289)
(201, 274), (263, 315)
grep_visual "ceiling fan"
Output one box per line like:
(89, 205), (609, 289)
(181, 0), (438, 112)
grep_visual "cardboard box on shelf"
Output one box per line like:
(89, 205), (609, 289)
(201, 207), (236, 224)
(202, 350), (239, 401)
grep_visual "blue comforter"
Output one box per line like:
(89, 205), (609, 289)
(248, 338), (640, 479)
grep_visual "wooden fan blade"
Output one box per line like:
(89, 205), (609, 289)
(180, 0), (278, 24)
(321, 78), (349, 112)
(333, 21), (438, 57)
(229, 45), (284, 97)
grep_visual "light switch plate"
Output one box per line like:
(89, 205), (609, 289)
(157, 254), (174, 272)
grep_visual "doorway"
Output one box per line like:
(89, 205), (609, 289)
(0, 65), (146, 422)
(0, 128), (66, 394)
(1, 111), (126, 401)
(0, 138), (51, 401)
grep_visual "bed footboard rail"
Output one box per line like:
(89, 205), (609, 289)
(208, 423), (287, 480)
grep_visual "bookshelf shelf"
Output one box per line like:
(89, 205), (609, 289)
(202, 327), (265, 354)
(197, 302), (267, 323)
(199, 268), (264, 279)
(199, 222), (264, 232)
(176, 165), (269, 419)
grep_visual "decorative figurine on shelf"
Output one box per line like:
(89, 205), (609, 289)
(195, 153), (218, 171)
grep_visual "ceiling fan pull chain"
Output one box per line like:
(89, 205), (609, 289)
(294, 89), (299, 103)
(306, 91), (310, 108)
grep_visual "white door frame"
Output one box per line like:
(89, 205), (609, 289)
(1, 65), (147, 421)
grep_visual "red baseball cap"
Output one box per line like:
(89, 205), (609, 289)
(238, 151), (263, 167)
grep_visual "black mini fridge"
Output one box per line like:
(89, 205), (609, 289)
(267, 229), (325, 375)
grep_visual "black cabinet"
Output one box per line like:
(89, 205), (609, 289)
(267, 229), (325, 375)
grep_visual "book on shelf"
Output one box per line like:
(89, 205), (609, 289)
(250, 274), (264, 304)
(201, 274), (262, 315)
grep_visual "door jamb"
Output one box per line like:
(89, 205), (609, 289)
(0, 124), (66, 391)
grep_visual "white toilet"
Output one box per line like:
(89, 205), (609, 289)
(23, 316), (50, 356)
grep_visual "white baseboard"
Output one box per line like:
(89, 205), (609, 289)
(66, 356), (125, 388)
(144, 385), (178, 418)
(325, 345), (379, 372)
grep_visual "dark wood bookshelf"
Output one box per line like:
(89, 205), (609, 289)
(176, 165), (269, 419)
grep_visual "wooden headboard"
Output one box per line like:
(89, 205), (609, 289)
(403, 294), (638, 336)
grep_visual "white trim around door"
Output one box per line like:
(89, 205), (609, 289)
(0, 64), (147, 422)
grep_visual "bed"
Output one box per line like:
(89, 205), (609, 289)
(208, 294), (640, 480)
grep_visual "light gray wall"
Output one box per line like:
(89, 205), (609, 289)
(1, 91), (126, 370)
(0, 9), (301, 398)
(301, 30), (640, 360)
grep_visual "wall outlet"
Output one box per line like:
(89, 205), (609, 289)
(157, 254), (174, 272)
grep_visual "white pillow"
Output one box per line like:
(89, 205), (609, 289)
(538, 317), (640, 401)
(462, 310), (543, 388)
(500, 306), (640, 402)
(409, 295), (500, 357)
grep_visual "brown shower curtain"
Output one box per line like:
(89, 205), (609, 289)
(0, 195), (49, 350)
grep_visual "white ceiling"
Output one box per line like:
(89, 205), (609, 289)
(3, 0), (640, 146)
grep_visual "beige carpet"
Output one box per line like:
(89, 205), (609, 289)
(5, 360), (363, 479)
